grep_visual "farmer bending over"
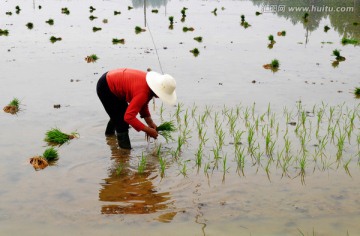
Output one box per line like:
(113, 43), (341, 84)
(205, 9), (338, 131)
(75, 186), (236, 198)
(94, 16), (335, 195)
(97, 68), (177, 149)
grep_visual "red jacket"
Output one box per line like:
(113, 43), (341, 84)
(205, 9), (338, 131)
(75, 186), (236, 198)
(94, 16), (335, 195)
(106, 68), (152, 132)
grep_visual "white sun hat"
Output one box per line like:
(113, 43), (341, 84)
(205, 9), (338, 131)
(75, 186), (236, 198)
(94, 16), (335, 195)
(146, 71), (177, 105)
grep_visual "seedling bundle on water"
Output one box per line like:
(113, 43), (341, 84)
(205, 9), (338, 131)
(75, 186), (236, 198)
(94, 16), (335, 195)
(46, 19), (54, 25)
(3, 98), (20, 114)
(190, 48), (200, 57)
(135, 26), (146, 34)
(85, 54), (99, 63)
(0, 29), (9, 36)
(26, 22), (34, 29)
(341, 37), (359, 46)
(44, 128), (78, 145)
(263, 59), (280, 72)
(183, 27), (194, 32)
(30, 147), (59, 170)
(92, 27), (102, 32)
(61, 7), (70, 15)
(156, 121), (176, 142)
(50, 36), (62, 43)
(112, 38), (125, 44)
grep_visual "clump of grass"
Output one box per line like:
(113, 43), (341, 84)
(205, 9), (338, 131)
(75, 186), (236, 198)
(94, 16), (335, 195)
(42, 147), (59, 162)
(332, 49), (346, 61)
(15, 6), (21, 14)
(157, 121), (176, 142)
(169, 16), (174, 29)
(190, 48), (200, 57)
(112, 38), (125, 44)
(44, 128), (79, 145)
(92, 27), (102, 32)
(3, 98), (20, 114)
(26, 22), (34, 29)
(263, 59), (280, 72)
(324, 25), (330, 32)
(341, 37), (359, 45)
(114, 11), (121, 15)
(211, 8), (217, 16)
(89, 15), (97, 21)
(255, 11), (262, 16)
(183, 26), (194, 32)
(152, 9), (159, 13)
(116, 163), (124, 176)
(135, 26), (146, 34)
(6, 11), (12, 16)
(89, 6), (96, 13)
(0, 29), (9, 36)
(194, 36), (202, 42)
(277, 30), (286, 36)
(85, 54), (99, 63)
(138, 153), (147, 174)
(128, 6), (133, 10)
(302, 12), (309, 22)
(61, 7), (70, 15)
(50, 36), (62, 43)
(46, 19), (54, 25)
(354, 87), (360, 98)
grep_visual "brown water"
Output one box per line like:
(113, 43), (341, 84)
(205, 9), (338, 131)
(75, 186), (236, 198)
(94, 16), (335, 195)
(1, 0), (360, 235)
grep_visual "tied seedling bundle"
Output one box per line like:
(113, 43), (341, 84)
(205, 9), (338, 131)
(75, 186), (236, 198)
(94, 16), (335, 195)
(30, 147), (59, 170)
(156, 121), (176, 142)
(45, 128), (79, 145)
(3, 98), (20, 114)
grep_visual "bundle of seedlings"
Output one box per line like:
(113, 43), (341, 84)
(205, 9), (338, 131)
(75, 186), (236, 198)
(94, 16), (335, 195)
(324, 25), (330, 32)
(268, 35), (276, 48)
(30, 147), (59, 170)
(190, 48), (200, 57)
(156, 121), (176, 142)
(263, 59), (280, 72)
(85, 54), (99, 63)
(168, 16), (174, 29)
(44, 128), (79, 145)
(194, 36), (202, 42)
(114, 11), (121, 15)
(46, 19), (54, 25)
(3, 98), (20, 114)
(183, 26), (194, 32)
(92, 27), (102, 32)
(89, 15), (97, 21)
(112, 38), (125, 44)
(152, 9), (159, 13)
(0, 29), (9, 36)
(332, 49), (345, 61)
(26, 22), (34, 29)
(50, 36), (62, 43)
(61, 7), (70, 15)
(355, 87), (360, 98)
(277, 30), (286, 36)
(341, 37), (359, 46)
(89, 6), (96, 13)
(135, 26), (146, 34)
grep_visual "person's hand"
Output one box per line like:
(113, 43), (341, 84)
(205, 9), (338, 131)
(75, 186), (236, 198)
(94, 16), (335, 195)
(144, 126), (158, 141)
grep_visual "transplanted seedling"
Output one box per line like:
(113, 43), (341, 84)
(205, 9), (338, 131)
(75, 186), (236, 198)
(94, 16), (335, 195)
(341, 37), (359, 46)
(45, 128), (79, 145)
(29, 147), (59, 170)
(112, 38), (125, 44)
(89, 6), (96, 13)
(26, 22), (34, 29)
(263, 59), (280, 72)
(92, 27), (102, 32)
(168, 16), (174, 29)
(268, 35), (276, 48)
(89, 15), (97, 21)
(181, 7), (188, 22)
(46, 19), (54, 25)
(3, 98), (20, 114)
(355, 87), (360, 98)
(152, 9), (159, 13)
(135, 26), (146, 34)
(0, 29), (9, 36)
(332, 49), (346, 61)
(61, 7), (70, 15)
(324, 25), (330, 32)
(353, 22), (359, 26)
(6, 11), (12, 15)
(194, 36), (202, 42)
(85, 54), (99, 63)
(190, 48), (200, 57)
(114, 11), (121, 15)
(50, 36), (62, 43)
(157, 121), (176, 142)
(255, 11), (262, 16)
(211, 8), (217, 16)
(183, 26), (194, 32)
(15, 6), (21, 14)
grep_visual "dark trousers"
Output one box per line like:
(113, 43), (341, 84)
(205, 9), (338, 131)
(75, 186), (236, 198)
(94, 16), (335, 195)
(96, 72), (129, 133)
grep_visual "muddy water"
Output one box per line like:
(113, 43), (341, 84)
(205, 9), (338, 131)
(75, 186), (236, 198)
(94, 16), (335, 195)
(1, 0), (360, 235)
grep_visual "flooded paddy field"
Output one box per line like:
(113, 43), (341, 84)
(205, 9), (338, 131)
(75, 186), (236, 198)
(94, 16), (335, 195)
(1, 0), (360, 235)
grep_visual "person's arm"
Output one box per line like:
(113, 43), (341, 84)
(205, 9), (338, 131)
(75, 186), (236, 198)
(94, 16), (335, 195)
(144, 116), (157, 130)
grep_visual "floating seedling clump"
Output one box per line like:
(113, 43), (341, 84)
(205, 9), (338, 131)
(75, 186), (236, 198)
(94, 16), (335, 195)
(128, 6), (133, 10)
(89, 6), (96, 13)
(50, 36), (62, 43)
(181, 7), (188, 22)
(3, 98), (20, 114)
(240, 15), (250, 28)
(15, 6), (21, 14)
(26, 22), (34, 30)
(89, 15), (97, 21)
(114, 11), (121, 15)
(85, 54), (99, 63)
(112, 38), (125, 44)
(190, 48), (200, 57)
(211, 8), (217, 16)
(268, 34), (276, 48)
(46, 19), (54, 25)
(92, 27), (102, 32)
(277, 31), (286, 36)
(324, 25), (330, 32)
(30, 147), (59, 170)
(332, 49), (345, 61)
(168, 16), (174, 29)
(194, 36), (203, 42)
(44, 128), (79, 145)
(135, 26), (146, 34)
(354, 87), (360, 98)
(152, 9), (159, 13)
(263, 59), (280, 72)
(6, 11), (12, 16)
(183, 26), (194, 32)
(341, 37), (359, 45)
(61, 7), (70, 15)
(255, 11), (262, 16)
(157, 121), (176, 142)
(0, 29), (9, 36)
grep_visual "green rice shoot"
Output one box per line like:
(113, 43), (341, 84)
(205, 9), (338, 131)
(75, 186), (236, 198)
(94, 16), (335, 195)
(157, 121), (176, 142)
(341, 37), (359, 45)
(42, 147), (59, 162)
(45, 128), (78, 145)
(8, 98), (20, 108)
(0, 29), (9, 36)
(271, 59), (280, 69)
(355, 87), (360, 97)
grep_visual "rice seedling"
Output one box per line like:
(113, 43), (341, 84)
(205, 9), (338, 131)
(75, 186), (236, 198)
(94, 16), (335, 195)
(157, 121), (176, 142)
(116, 163), (124, 176)
(44, 128), (79, 145)
(355, 87), (360, 98)
(235, 146), (246, 175)
(30, 147), (59, 170)
(324, 25), (330, 32)
(332, 49), (346, 61)
(61, 7), (70, 15)
(195, 144), (203, 168)
(89, 6), (96, 13)
(103, 19), (108, 24)
(135, 26), (146, 34)
(240, 14), (245, 23)
(159, 155), (166, 177)
(242, 22), (251, 29)
(247, 125), (255, 153)
(46, 19), (54, 25)
(15, 6), (21, 14)
(92, 27), (102, 32)
(194, 36), (202, 43)
(137, 153), (147, 174)
(112, 38), (125, 45)
(263, 59), (280, 72)
(181, 7), (187, 18)
(152, 9), (159, 13)
(204, 162), (210, 175)
(49, 36), (62, 43)
(42, 147), (59, 162)
(175, 102), (184, 122)
(89, 15), (97, 21)
(168, 16), (174, 25)
(0, 29), (9, 36)
(341, 38), (359, 46)
(336, 132), (346, 160)
(277, 31), (286, 36)
(183, 27), (195, 32)
(255, 11), (262, 16)
(128, 6), (133, 10)
(38, 5), (42, 10)
(114, 11), (121, 15)
(180, 161), (188, 177)
(6, 11), (12, 15)
(344, 158), (352, 177)
(222, 155), (229, 173)
(26, 22), (34, 30)
(302, 12), (309, 22)
(211, 8), (217, 16)
(3, 98), (20, 114)
(85, 54), (99, 63)
(190, 48), (200, 57)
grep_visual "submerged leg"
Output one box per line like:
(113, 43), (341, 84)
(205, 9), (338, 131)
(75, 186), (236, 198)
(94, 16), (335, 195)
(105, 119), (115, 136)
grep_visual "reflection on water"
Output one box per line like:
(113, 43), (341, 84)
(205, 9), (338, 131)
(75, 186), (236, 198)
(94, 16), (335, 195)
(132, 0), (170, 8)
(99, 137), (175, 220)
(251, 0), (360, 38)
